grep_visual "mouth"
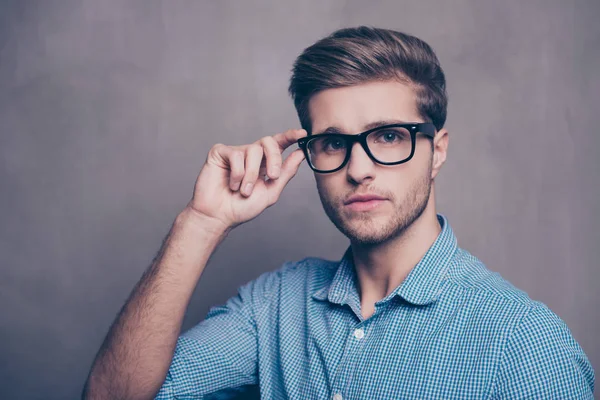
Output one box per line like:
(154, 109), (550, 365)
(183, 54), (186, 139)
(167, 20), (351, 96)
(344, 198), (387, 212)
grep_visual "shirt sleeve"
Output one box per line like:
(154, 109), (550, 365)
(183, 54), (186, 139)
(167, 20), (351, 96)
(492, 303), (595, 399)
(154, 268), (280, 399)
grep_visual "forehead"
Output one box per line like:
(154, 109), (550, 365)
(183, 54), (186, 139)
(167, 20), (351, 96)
(307, 80), (421, 134)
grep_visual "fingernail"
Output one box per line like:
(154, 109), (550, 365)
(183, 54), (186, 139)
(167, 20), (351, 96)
(244, 182), (253, 194)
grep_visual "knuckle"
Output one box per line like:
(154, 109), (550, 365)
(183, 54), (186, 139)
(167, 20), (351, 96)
(261, 138), (280, 158)
(247, 144), (262, 154)
(262, 135), (276, 146)
(209, 143), (225, 155)
(231, 150), (244, 160)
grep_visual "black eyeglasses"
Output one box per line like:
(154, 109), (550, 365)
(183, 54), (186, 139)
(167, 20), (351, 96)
(296, 122), (436, 173)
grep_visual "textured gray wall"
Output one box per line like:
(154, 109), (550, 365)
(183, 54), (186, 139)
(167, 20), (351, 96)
(1, 1), (598, 399)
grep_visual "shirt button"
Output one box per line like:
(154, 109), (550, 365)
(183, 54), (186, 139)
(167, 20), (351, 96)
(354, 328), (365, 340)
(333, 394), (343, 400)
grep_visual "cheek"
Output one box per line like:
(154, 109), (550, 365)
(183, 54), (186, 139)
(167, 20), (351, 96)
(382, 166), (421, 196)
(315, 174), (342, 200)
(414, 140), (434, 166)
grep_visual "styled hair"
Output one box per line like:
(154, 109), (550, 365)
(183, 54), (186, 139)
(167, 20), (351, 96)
(288, 26), (448, 134)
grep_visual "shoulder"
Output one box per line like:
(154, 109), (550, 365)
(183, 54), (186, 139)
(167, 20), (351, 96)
(445, 248), (595, 396)
(508, 303), (586, 355)
(237, 254), (338, 303)
(446, 247), (540, 311)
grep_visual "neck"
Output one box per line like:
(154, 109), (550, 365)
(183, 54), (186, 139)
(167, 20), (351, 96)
(350, 186), (442, 303)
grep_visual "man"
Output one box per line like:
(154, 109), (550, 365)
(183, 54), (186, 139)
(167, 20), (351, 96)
(83, 26), (595, 399)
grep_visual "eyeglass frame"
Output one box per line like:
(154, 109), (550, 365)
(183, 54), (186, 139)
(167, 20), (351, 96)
(296, 122), (437, 173)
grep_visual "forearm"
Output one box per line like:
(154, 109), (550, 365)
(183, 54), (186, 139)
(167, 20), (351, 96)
(83, 208), (230, 400)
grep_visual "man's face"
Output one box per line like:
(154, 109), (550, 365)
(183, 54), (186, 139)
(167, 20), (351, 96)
(308, 80), (437, 246)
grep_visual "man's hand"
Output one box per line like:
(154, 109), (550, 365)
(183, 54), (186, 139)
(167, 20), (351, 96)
(187, 128), (308, 230)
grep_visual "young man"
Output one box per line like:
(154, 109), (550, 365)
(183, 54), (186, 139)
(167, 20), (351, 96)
(83, 27), (595, 399)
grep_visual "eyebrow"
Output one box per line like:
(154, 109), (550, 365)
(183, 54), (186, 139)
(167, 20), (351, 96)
(313, 119), (411, 135)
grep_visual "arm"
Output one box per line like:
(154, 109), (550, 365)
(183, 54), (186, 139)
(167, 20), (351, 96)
(82, 129), (307, 400)
(82, 208), (231, 400)
(492, 304), (595, 399)
(154, 266), (282, 399)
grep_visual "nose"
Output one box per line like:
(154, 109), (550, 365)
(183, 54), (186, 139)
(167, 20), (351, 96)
(345, 141), (376, 183)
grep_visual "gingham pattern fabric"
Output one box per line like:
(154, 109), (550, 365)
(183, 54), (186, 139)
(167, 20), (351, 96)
(155, 214), (595, 399)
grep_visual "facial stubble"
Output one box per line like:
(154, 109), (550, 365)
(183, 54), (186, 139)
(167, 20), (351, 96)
(317, 161), (433, 247)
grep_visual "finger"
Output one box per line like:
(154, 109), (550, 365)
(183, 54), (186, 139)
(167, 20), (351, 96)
(265, 148), (305, 201)
(210, 144), (246, 191)
(228, 148), (245, 191)
(240, 144), (263, 197)
(259, 136), (283, 180)
(272, 128), (308, 152)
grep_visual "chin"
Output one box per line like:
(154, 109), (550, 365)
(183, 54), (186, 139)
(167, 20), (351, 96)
(334, 214), (400, 246)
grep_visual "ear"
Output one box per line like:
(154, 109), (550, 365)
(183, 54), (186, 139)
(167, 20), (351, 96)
(431, 128), (449, 179)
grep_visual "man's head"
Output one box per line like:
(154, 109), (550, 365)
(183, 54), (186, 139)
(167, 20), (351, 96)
(288, 26), (449, 246)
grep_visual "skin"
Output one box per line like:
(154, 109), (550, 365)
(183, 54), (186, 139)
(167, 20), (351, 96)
(308, 79), (449, 319)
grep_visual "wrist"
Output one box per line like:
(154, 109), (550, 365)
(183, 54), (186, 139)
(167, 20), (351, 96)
(176, 207), (232, 238)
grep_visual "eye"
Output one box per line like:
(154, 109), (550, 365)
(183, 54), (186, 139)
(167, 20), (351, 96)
(308, 136), (347, 154)
(382, 132), (399, 142)
(372, 129), (409, 144)
(323, 138), (345, 151)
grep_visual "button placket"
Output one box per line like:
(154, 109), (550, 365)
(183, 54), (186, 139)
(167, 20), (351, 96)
(330, 316), (368, 399)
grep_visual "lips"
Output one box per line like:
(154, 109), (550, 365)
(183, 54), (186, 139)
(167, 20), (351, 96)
(344, 193), (387, 205)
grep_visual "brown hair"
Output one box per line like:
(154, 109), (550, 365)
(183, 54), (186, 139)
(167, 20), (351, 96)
(288, 26), (448, 134)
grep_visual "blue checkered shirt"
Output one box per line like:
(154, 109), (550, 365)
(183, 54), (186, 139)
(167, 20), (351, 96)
(155, 214), (595, 399)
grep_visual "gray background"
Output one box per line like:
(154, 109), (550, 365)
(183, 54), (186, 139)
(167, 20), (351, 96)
(0, 1), (598, 399)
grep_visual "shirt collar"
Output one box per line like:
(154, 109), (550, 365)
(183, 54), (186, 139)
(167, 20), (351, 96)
(312, 214), (458, 306)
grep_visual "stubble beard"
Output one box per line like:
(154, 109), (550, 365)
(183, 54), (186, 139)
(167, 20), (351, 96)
(317, 165), (433, 247)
